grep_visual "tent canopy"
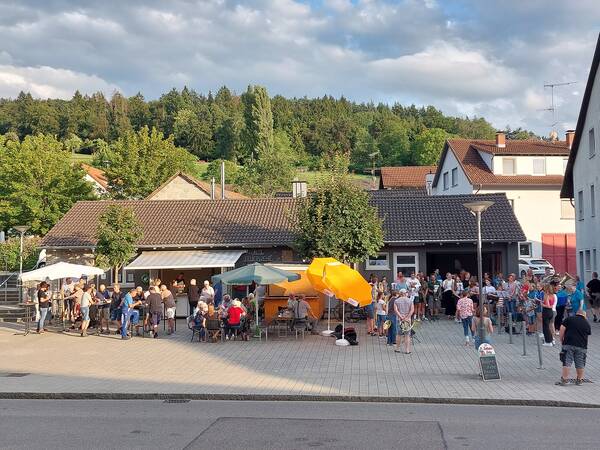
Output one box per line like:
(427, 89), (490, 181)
(19, 262), (105, 282)
(212, 262), (300, 286)
(125, 250), (245, 270)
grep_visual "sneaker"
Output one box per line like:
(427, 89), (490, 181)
(555, 378), (569, 386)
(121, 336), (130, 340)
(225, 335), (230, 340)
(542, 342), (553, 347)
(594, 316), (598, 323)
(576, 378), (584, 386)
(538, 333), (544, 338)
(153, 332), (158, 339)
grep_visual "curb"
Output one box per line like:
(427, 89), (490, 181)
(0, 392), (598, 408)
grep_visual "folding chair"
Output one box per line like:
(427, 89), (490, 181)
(206, 318), (223, 342)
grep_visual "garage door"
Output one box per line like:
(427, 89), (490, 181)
(542, 233), (577, 274)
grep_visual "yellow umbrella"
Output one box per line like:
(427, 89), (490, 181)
(306, 257), (338, 336)
(306, 257), (338, 294)
(322, 261), (372, 346)
(322, 261), (372, 307)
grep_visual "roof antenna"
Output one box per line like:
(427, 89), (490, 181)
(539, 81), (577, 137)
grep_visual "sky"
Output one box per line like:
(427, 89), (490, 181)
(0, 0), (598, 136)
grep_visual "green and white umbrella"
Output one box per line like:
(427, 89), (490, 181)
(212, 263), (300, 336)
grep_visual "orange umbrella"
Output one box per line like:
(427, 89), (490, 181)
(322, 261), (372, 346)
(306, 257), (338, 295)
(306, 257), (338, 336)
(322, 261), (372, 307)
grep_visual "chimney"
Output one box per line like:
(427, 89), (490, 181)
(425, 172), (435, 196)
(566, 130), (575, 149)
(292, 180), (307, 198)
(495, 131), (506, 148)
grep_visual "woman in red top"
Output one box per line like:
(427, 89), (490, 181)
(225, 299), (245, 340)
(542, 284), (556, 346)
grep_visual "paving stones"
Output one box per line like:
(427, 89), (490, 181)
(0, 319), (599, 406)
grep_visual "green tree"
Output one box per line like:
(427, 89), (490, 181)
(173, 107), (214, 159)
(95, 205), (142, 281)
(411, 127), (449, 165)
(202, 159), (242, 186)
(242, 85), (274, 161)
(293, 155), (383, 264)
(377, 119), (410, 166)
(0, 236), (41, 272)
(108, 92), (132, 140)
(95, 126), (198, 199)
(240, 129), (297, 196)
(0, 134), (95, 235)
(127, 93), (151, 131)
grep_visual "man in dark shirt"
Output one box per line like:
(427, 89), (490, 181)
(556, 310), (591, 386)
(586, 272), (600, 322)
(109, 284), (124, 335)
(95, 284), (111, 334)
(146, 286), (163, 339)
(37, 282), (50, 333)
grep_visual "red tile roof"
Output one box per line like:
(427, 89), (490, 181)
(81, 164), (108, 189)
(433, 139), (568, 188)
(379, 166), (436, 189)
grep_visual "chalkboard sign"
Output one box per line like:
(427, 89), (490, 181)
(478, 343), (500, 381)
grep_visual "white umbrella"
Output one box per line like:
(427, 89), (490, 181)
(19, 262), (105, 282)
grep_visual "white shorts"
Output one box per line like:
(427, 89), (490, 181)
(166, 307), (176, 319)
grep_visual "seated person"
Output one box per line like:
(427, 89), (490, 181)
(292, 294), (318, 332)
(225, 299), (245, 340)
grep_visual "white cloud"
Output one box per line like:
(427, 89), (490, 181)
(0, 65), (119, 99)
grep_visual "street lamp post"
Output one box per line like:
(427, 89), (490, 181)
(13, 225), (30, 303)
(462, 201), (494, 347)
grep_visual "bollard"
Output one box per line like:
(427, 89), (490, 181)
(508, 311), (513, 344)
(497, 306), (502, 334)
(536, 330), (544, 369)
(521, 320), (527, 356)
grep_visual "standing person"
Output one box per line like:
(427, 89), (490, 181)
(427, 273), (441, 320)
(366, 275), (378, 336)
(542, 284), (557, 346)
(80, 284), (93, 337)
(468, 278), (480, 311)
(379, 276), (389, 296)
(587, 272), (600, 322)
(554, 285), (569, 334)
(61, 278), (75, 324)
(394, 272), (408, 291)
(456, 290), (474, 346)
(556, 309), (591, 386)
(37, 282), (50, 333)
(442, 273), (456, 318)
(95, 284), (111, 334)
(418, 274), (428, 321)
(406, 272), (421, 321)
(394, 289), (414, 354)
(187, 279), (200, 316)
(175, 272), (186, 293)
(386, 290), (399, 346)
(375, 291), (387, 337)
(146, 286), (163, 339)
(201, 280), (215, 304)
(506, 273), (519, 320)
(120, 288), (135, 340)
(567, 281), (586, 318)
(161, 284), (177, 335)
(471, 306), (494, 350)
(109, 284), (124, 334)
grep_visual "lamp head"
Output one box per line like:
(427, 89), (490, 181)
(13, 225), (30, 233)
(462, 201), (495, 214)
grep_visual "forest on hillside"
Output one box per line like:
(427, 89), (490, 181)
(0, 86), (536, 173)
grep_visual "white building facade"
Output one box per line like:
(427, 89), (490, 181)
(432, 134), (575, 273)
(562, 34), (600, 283)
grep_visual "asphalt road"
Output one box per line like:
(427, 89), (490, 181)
(0, 399), (598, 449)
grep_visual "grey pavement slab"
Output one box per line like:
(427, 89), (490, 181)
(0, 317), (599, 406)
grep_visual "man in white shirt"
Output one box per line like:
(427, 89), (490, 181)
(407, 273), (421, 320)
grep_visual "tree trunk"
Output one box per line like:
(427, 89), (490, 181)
(114, 265), (120, 284)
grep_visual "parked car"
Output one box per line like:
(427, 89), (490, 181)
(518, 258), (555, 277)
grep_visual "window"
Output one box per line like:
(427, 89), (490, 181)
(560, 199), (575, 219)
(532, 158), (546, 175)
(594, 249), (598, 272)
(590, 128), (596, 158)
(451, 168), (458, 187)
(591, 185), (596, 217)
(579, 251), (584, 275)
(585, 250), (592, 274)
(366, 252), (390, 270)
(563, 158), (569, 172)
(502, 158), (515, 175)
(393, 253), (419, 281)
(443, 172), (449, 190)
(519, 243), (532, 257)
(578, 190), (584, 220)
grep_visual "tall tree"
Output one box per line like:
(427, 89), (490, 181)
(293, 155), (383, 264)
(95, 205), (142, 281)
(173, 106), (214, 159)
(411, 127), (449, 166)
(242, 85), (274, 161)
(108, 92), (132, 140)
(0, 134), (95, 235)
(95, 126), (198, 199)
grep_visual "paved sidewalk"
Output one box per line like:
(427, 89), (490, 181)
(1, 317), (599, 406)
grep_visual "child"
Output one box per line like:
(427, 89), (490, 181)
(524, 296), (536, 335)
(455, 291), (474, 346)
(375, 292), (387, 337)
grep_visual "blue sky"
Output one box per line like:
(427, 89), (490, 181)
(0, 0), (598, 136)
